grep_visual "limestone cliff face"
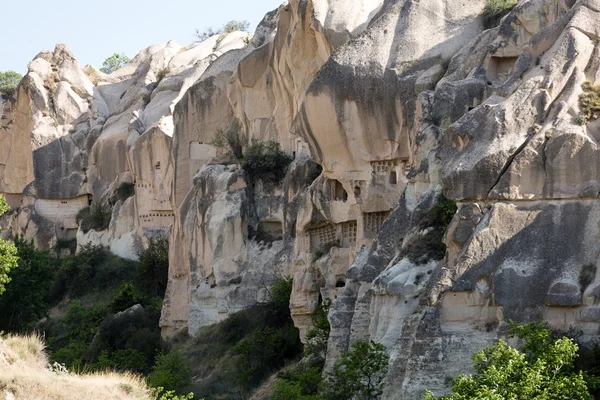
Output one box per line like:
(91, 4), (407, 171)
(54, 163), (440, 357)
(5, 0), (600, 398)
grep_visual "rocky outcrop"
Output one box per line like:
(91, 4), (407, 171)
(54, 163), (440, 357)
(7, 0), (600, 398)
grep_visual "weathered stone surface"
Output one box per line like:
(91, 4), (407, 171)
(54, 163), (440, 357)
(7, 0), (600, 398)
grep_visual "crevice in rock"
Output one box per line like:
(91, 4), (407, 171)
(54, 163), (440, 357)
(485, 129), (535, 199)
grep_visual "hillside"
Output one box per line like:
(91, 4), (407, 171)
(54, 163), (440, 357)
(0, 334), (151, 400)
(2, 0), (600, 398)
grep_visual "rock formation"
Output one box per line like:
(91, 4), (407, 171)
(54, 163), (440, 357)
(5, 0), (600, 397)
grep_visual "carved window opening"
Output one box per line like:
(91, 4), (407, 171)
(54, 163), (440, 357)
(341, 220), (357, 247)
(354, 186), (361, 197)
(389, 171), (397, 185)
(486, 56), (518, 83)
(333, 180), (348, 202)
(308, 224), (338, 252)
(364, 211), (390, 237)
(371, 159), (400, 175)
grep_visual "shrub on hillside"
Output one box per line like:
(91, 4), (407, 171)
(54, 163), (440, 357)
(424, 322), (591, 399)
(211, 119), (245, 160)
(148, 351), (193, 393)
(0, 236), (54, 332)
(0, 195), (18, 297)
(100, 53), (130, 74)
(77, 203), (112, 233)
(482, 0), (518, 29)
(243, 140), (293, 183)
(578, 81), (600, 125)
(0, 71), (23, 98)
(138, 236), (169, 297)
(116, 182), (135, 202)
(320, 341), (389, 400)
(109, 283), (141, 313)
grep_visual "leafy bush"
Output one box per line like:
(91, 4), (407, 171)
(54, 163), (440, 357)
(211, 119), (245, 160)
(116, 182), (135, 202)
(77, 202), (112, 233)
(482, 0), (518, 29)
(152, 387), (194, 400)
(0, 71), (23, 98)
(148, 351), (193, 393)
(109, 283), (141, 313)
(156, 68), (171, 85)
(138, 236), (169, 297)
(321, 340), (389, 400)
(0, 236), (54, 332)
(578, 81), (600, 125)
(86, 304), (161, 374)
(0, 195), (19, 297)
(100, 53), (130, 74)
(55, 238), (77, 254)
(274, 299), (331, 400)
(424, 321), (591, 399)
(243, 140), (293, 182)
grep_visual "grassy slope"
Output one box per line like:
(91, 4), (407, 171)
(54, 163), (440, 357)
(0, 334), (152, 400)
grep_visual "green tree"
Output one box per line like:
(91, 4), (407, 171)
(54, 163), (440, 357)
(424, 322), (591, 399)
(100, 53), (130, 74)
(0, 195), (18, 296)
(0, 236), (54, 331)
(0, 71), (22, 97)
(321, 340), (389, 400)
(148, 351), (193, 393)
(138, 236), (169, 297)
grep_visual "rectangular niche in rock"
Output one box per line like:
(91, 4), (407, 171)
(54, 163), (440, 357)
(363, 211), (390, 239)
(308, 224), (338, 252)
(486, 56), (518, 84)
(341, 220), (357, 247)
(331, 180), (348, 202)
(139, 211), (175, 228)
(34, 195), (90, 229)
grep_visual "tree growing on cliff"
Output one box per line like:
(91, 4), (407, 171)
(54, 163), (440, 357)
(0, 195), (19, 296)
(100, 53), (130, 74)
(0, 71), (23, 98)
(320, 340), (389, 400)
(424, 322), (591, 399)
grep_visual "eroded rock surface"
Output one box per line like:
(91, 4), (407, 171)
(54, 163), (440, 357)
(5, 0), (600, 398)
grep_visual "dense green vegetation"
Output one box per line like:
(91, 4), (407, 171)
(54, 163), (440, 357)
(482, 0), (518, 29)
(425, 322), (596, 399)
(100, 53), (130, 74)
(0, 195), (19, 296)
(0, 70), (23, 97)
(0, 235), (187, 398)
(212, 119), (293, 183)
(578, 81), (600, 125)
(116, 181), (136, 202)
(169, 278), (303, 398)
(273, 298), (389, 400)
(76, 202), (112, 233)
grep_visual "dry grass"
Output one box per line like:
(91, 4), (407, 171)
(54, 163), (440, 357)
(0, 334), (152, 400)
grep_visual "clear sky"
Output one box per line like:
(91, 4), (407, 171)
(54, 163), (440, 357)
(2, 0), (284, 74)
